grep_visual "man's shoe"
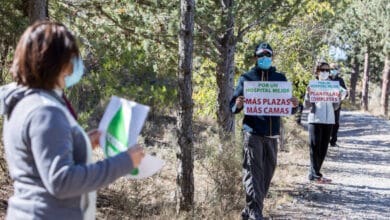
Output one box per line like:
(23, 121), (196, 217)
(330, 143), (338, 147)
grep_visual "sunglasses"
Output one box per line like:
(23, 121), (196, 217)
(319, 68), (330, 72)
(257, 52), (272, 58)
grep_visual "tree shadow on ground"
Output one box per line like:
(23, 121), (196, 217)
(285, 161), (390, 179)
(271, 111), (390, 219)
(326, 145), (389, 166)
(269, 182), (390, 219)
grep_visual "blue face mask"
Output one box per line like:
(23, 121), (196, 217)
(257, 57), (272, 70)
(330, 69), (338, 76)
(65, 57), (84, 88)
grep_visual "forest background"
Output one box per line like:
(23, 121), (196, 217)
(0, 0), (389, 218)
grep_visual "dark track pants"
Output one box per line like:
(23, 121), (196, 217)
(330, 108), (341, 145)
(241, 132), (277, 220)
(308, 123), (333, 180)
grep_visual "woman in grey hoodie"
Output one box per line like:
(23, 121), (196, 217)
(0, 21), (144, 220)
(304, 61), (340, 184)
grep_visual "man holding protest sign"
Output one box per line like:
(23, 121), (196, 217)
(304, 61), (341, 184)
(230, 42), (298, 220)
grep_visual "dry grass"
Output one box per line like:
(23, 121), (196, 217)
(263, 117), (310, 216)
(367, 84), (390, 119)
(0, 115), (310, 219)
(92, 116), (310, 219)
(93, 120), (244, 219)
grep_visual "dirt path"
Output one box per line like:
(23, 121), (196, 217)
(270, 111), (390, 219)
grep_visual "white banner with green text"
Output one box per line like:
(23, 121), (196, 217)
(308, 80), (340, 102)
(244, 81), (293, 116)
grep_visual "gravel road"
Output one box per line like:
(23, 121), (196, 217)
(270, 111), (390, 219)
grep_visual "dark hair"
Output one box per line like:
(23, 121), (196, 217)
(315, 61), (330, 74)
(11, 21), (79, 90)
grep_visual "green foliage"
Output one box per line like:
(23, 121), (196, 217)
(0, 0), (28, 45)
(0, 0), (28, 80)
(193, 57), (218, 117)
(192, 0), (352, 115)
(2, 0), (383, 123)
(49, 0), (179, 127)
(330, 0), (389, 83)
(235, 1), (348, 102)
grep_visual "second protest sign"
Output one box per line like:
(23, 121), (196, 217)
(244, 81), (292, 116)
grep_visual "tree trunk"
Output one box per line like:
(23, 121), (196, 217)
(361, 48), (370, 111)
(28, 0), (48, 23)
(0, 42), (10, 84)
(216, 0), (235, 137)
(380, 54), (389, 116)
(216, 44), (236, 136)
(349, 48), (360, 105)
(176, 0), (195, 212)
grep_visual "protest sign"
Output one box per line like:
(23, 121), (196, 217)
(308, 80), (340, 102)
(340, 87), (348, 100)
(244, 81), (292, 116)
(98, 96), (164, 179)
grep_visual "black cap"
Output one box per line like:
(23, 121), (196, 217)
(254, 43), (273, 57)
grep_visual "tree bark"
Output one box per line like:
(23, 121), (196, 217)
(0, 42), (10, 84)
(361, 48), (370, 111)
(216, 43), (236, 136)
(349, 48), (360, 105)
(380, 54), (389, 116)
(176, 0), (195, 212)
(28, 0), (48, 23)
(216, 0), (235, 137)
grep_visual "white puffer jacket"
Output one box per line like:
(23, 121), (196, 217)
(304, 91), (340, 124)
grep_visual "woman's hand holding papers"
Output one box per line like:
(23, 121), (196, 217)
(127, 144), (145, 168)
(89, 126), (145, 168)
(88, 129), (102, 150)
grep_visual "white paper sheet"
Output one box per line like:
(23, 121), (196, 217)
(127, 154), (165, 179)
(98, 96), (164, 179)
(340, 87), (348, 100)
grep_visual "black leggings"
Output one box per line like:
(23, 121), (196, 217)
(330, 108), (341, 145)
(308, 123), (333, 180)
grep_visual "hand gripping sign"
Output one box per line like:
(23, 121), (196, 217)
(244, 81), (293, 116)
(98, 96), (164, 179)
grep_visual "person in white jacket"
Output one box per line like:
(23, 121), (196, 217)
(304, 61), (340, 184)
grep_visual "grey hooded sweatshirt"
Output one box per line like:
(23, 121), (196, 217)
(0, 83), (134, 220)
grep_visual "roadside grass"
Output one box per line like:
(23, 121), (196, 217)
(0, 115), (309, 219)
(93, 116), (310, 219)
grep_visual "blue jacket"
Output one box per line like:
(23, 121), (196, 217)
(230, 66), (295, 136)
